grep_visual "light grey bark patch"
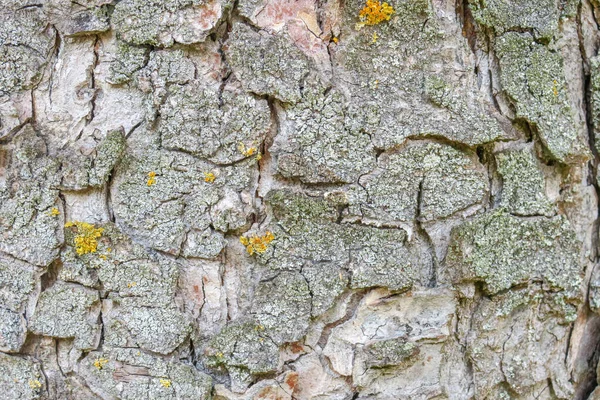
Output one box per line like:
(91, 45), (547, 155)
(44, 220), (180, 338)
(0, 126), (62, 266)
(445, 210), (582, 305)
(112, 147), (256, 255)
(28, 281), (101, 350)
(323, 288), (458, 398)
(158, 80), (271, 164)
(0, 353), (45, 400)
(494, 32), (590, 164)
(495, 144), (555, 216)
(79, 348), (212, 399)
(111, 0), (226, 47)
(463, 287), (575, 398)
(271, 79), (377, 183)
(225, 23), (311, 103)
(334, 0), (512, 150)
(346, 141), (488, 224)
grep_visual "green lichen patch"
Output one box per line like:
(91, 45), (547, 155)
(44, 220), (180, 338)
(112, 147), (255, 256)
(204, 322), (280, 385)
(250, 271), (312, 344)
(495, 32), (590, 164)
(59, 129), (127, 190)
(0, 7), (56, 95)
(103, 300), (191, 355)
(265, 189), (432, 293)
(495, 145), (554, 216)
(468, 0), (560, 40)
(60, 223), (179, 306)
(362, 337), (420, 369)
(445, 210), (582, 298)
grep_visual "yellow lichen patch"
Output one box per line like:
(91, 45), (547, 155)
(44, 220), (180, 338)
(127, 282), (137, 288)
(358, 0), (394, 27)
(255, 152), (262, 161)
(159, 379), (172, 388)
(372, 32), (378, 43)
(204, 172), (216, 183)
(65, 222), (104, 256)
(147, 171), (157, 186)
(240, 231), (275, 255)
(47, 207), (60, 217)
(238, 142), (259, 157)
(552, 80), (559, 97)
(93, 357), (109, 370)
(28, 379), (42, 389)
(332, 36), (339, 44)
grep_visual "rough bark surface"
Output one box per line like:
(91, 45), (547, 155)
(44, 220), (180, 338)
(1, 0), (600, 399)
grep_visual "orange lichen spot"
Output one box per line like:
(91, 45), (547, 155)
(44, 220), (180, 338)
(147, 171), (157, 186)
(159, 379), (172, 388)
(28, 379), (42, 389)
(332, 36), (339, 44)
(552, 80), (559, 97)
(358, 0), (394, 27)
(65, 222), (104, 255)
(48, 207), (60, 217)
(289, 342), (304, 354)
(93, 357), (109, 370)
(127, 282), (137, 288)
(285, 372), (299, 390)
(240, 231), (275, 255)
(204, 172), (216, 183)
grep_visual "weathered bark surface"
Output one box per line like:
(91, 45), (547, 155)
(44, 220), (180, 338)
(1, 0), (600, 399)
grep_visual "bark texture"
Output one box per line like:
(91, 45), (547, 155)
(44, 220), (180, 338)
(1, 0), (600, 399)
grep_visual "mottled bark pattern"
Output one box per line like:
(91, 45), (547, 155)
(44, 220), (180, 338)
(1, 0), (600, 399)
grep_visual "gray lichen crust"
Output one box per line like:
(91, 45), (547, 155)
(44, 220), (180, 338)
(29, 281), (101, 350)
(0, 6), (55, 95)
(225, 23), (310, 103)
(347, 141), (488, 223)
(495, 32), (589, 164)
(445, 210), (582, 300)
(334, 0), (511, 149)
(112, 0), (226, 47)
(495, 145), (554, 216)
(0, 126), (62, 266)
(0, 0), (596, 399)
(159, 80), (271, 164)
